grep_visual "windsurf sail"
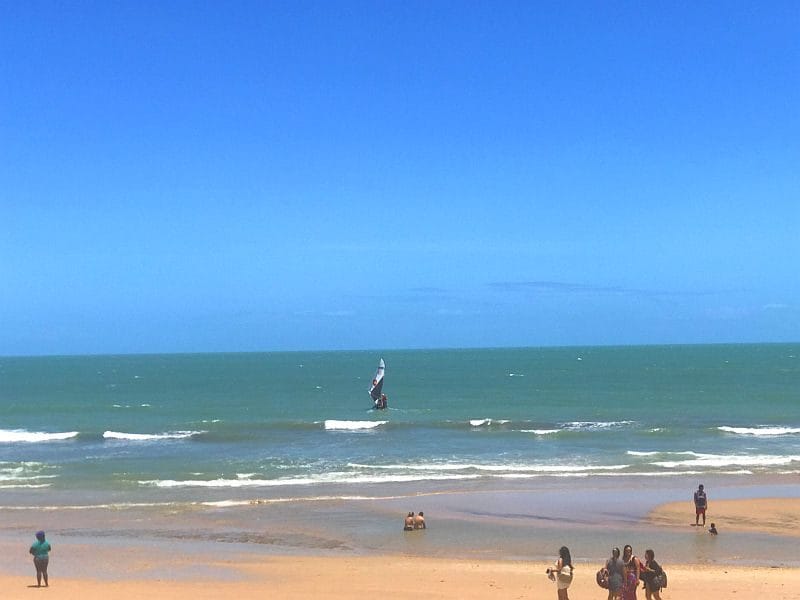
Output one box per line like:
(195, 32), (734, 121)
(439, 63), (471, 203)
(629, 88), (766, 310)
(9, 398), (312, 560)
(369, 358), (385, 403)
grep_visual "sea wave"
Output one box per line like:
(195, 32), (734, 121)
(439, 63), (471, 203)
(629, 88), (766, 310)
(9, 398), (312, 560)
(652, 452), (800, 469)
(0, 429), (79, 443)
(139, 472), (480, 488)
(469, 419), (511, 427)
(718, 426), (800, 436)
(0, 461), (58, 488)
(519, 429), (561, 435)
(323, 420), (386, 431)
(102, 430), (205, 441)
(627, 450), (697, 457)
(563, 421), (636, 430)
(347, 461), (629, 473)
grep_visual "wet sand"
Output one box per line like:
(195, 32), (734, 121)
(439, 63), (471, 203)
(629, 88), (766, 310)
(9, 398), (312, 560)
(3, 484), (800, 598)
(649, 497), (800, 536)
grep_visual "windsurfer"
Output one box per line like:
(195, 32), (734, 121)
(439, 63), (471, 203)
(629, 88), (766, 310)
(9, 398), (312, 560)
(374, 394), (388, 410)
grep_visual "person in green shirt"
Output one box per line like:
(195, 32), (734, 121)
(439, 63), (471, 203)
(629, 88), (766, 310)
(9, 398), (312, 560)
(29, 531), (51, 587)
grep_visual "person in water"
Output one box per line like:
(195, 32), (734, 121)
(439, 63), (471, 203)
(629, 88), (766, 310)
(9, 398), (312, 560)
(709, 522), (718, 535)
(29, 530), (51, 587)
(414, 511), (426, 529)
(375, 394), (388, 410)
(404, 512), (414, 531)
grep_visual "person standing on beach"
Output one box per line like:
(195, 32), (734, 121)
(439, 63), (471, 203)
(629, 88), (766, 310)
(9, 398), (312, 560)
(640, 549), (663, 600)
(29, 530), (51, 587)
(694, 484), (707, 526)
(414, 511), (426, 529)
(404, 512), (415, 531)
(621, 544), (640, 600)
(604, 547), (624, 600)
(546, 546), (573, 600)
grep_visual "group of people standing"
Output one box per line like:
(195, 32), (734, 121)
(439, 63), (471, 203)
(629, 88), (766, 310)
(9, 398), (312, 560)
(546, 544), (664, 600)
(402, 511), (426, 531)
(601, 545), (665, 600)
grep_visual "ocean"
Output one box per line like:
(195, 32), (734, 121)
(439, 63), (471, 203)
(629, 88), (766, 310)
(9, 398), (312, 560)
(1, 344), (799, 565)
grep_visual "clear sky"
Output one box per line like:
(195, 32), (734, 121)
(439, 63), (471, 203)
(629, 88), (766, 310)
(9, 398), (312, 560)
(2, 1), (799, 356)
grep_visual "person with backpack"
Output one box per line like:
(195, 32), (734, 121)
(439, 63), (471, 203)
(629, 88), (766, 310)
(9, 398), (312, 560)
(640, 549), (665, 600)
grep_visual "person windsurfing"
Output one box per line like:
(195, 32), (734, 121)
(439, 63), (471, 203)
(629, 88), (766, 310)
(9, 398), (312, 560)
(369, 359), (387, 409)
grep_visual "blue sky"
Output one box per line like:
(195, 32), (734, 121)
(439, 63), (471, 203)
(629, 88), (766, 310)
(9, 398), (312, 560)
(2, 1), (799, 356)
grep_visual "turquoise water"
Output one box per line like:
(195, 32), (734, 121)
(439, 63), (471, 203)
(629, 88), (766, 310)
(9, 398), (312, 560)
(2, 344), (800, 565)
(1, 344), (799, 501)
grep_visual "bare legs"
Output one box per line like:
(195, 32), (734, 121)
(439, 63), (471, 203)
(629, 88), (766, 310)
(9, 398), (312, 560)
(34, 557), (49, 587)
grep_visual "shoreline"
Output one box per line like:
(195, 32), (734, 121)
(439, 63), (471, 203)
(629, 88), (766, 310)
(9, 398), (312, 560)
(2, 480), (800, 597)
(1, 476), (799, 569)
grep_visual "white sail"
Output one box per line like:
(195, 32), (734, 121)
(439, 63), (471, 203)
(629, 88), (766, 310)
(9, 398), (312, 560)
(369, 358), (385, 406)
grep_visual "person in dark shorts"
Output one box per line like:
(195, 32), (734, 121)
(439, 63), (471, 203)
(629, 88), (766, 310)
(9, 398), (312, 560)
(640, 549), (663, 600)
(29, 530), (51, 587)
(694, 484), (707, 526)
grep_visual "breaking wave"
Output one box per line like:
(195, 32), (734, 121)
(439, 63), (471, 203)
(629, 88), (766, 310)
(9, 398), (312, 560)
(718, 426), (800, 436)
(103, 430), (205, 441)
(0, 429), (79, 443)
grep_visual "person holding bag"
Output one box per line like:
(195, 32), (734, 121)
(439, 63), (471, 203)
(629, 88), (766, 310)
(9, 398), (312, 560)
(546, 546), (574, 600)
(641, 549), (665, 600)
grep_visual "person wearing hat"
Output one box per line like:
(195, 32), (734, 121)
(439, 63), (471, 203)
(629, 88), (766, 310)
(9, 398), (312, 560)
(29, 531), (51, 587)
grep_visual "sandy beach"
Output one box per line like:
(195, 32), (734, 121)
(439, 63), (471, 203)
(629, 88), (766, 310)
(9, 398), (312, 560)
(650, 497), (800, 537)
(3, 556), (800, 599)
(2, 494), (800, 599)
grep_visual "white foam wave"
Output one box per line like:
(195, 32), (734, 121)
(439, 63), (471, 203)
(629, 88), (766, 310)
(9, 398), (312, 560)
(349, 461), (628, 473)
(139, 472), (480, 488)
(0, 502), (181, 511)
(0, 429), (79, 443)
(627, 450), (697, 457)
(103, 430), (205, 441)
(718, 426), (800, 436)
(0, 484), (52, 489)
(563, 421), (635, 430)
(652, 452), (800, 469)
(469, 419), (511, 427)
(0, 473), (57, 482)
(0, 462), (56, 486)
(520, 429), (560, 435)
(324, 420), (385, 430)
